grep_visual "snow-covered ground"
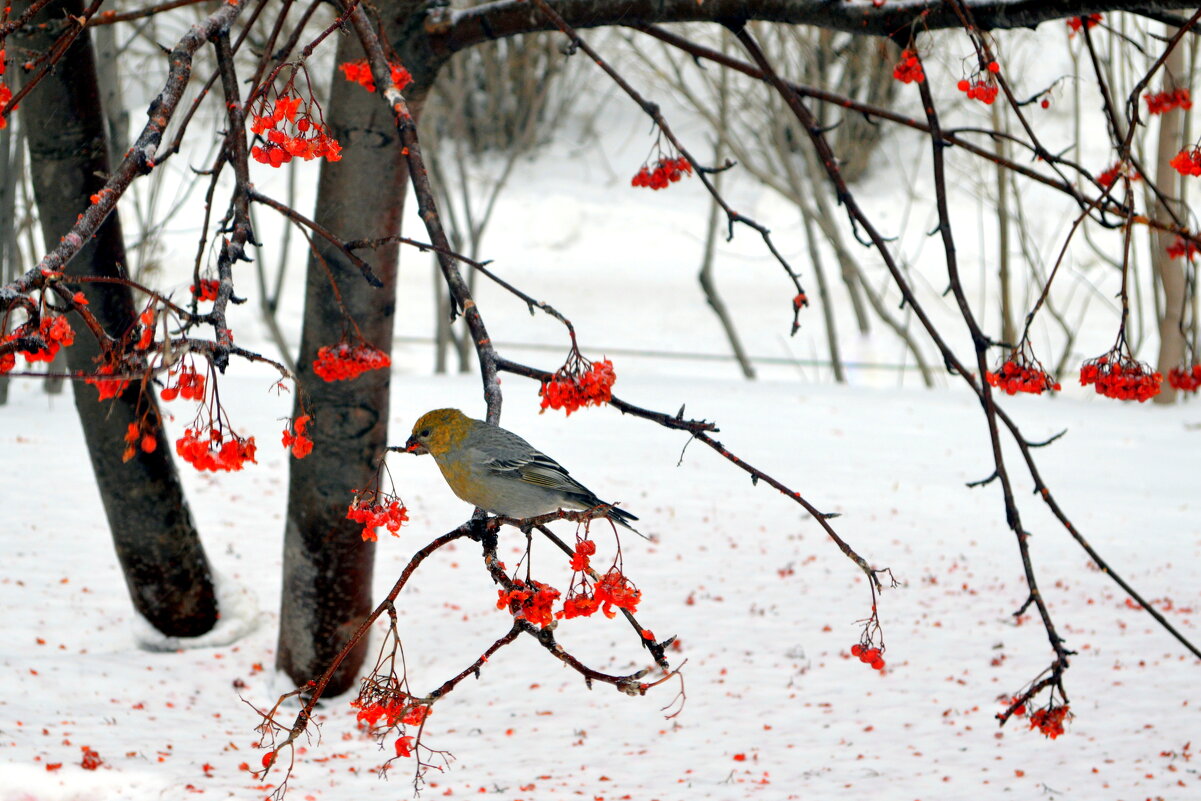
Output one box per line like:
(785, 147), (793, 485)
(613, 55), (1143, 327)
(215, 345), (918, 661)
(2, 369), (1199, 801)
(3, 13), (1201, 801)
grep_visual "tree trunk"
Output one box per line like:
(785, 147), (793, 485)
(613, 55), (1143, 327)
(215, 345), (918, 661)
(993, 101), (1016, 348)
(277, 4), (434, 692)
(800, 208), (845, 382)
(698, 58), (755, 379)
(1150, 32), (1188, 403)
(21, 0), (217, 636)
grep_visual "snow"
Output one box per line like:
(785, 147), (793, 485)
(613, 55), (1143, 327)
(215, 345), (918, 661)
(3, 14), (1201, 801)
(2, 371), (1199, 801)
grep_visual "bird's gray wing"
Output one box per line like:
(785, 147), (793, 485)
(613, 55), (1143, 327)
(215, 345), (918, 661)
(468, 423), (591, 496)
(466, 420), (643, 535)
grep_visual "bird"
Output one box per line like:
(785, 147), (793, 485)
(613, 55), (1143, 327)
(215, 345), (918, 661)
(404, 408), (643, 536)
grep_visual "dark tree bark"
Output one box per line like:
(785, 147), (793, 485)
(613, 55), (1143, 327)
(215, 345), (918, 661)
(441, 0), (1201, 52)
(22, 0), (217, 637)
(277, 1), (436, 692)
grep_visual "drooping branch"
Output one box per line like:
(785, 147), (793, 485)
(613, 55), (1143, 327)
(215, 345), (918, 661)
(259, 509), (675, 787)
(631, 22), (1201, 248)
(258, 523), (477, 777)
(528, 0), (810, 307)
(908, 49), (1072, 704)
(250, 189), (383, 286)
(494, 355), (884, 589)
(212, 29), (256, 370)
(8, 0), (245, 286)
(345, 2), (503, 422)
(705, 20), (1196, 712)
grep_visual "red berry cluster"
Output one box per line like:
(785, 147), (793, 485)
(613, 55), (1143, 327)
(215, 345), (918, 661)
(591, 568), (642, 618)
(1167, 364), (1201, 392)
(6, 314), (76, 364)
(352, 696), (430, 731)
(160, 366), (206, 402)
(557, 593), (601, 620)
(1144, 88), (1191, 115)
(1166, 236), (1199, 261)
(497, 579), (561, 629)
(631, 157), (693, 190)
(1067, 14), (1102, 35)
(1000, 695), (1027, 718)
(0, 84), (11, 132)
(569, 538), (596, 572)
(349, 690), (431, 761)
(1079, 352), (1162, 402)
(312, 341), (391, 382)
(496, 560), (643, 625)
(191, 279), (220, 301)
(338, 60), (414, 94)
(281, 414), (313, 459)
(0, 48), (11, 132)
(892, 49), (924, 84)
(79, 746), (103, 771)
(346, 495), (409, 542)
(175, 427), (257, 472)
(38, 315), (77, 360)
(985, 358), (1060, 395)
(135, 307), (156, 351)
(122, 421), (158, 462)
(1098, 163), (1120, 187)
(1169, 147), (1201, 176)
(560, 567), (643, 621)
(1097, 161), (1140, 188)
(393, 701), (429, 728)
(958, 77), (999, 105)
(1029, 704), (1070, 739)
(539, 358), (616, 415)
(850, 643), (886, 670)
(250, 95), (342, 167)
(85, 364), (131, 401)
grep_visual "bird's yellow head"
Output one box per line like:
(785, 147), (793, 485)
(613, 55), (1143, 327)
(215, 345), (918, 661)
(404, 408), (471, 457)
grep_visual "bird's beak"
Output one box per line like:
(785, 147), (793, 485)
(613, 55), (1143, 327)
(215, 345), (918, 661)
(404, 436), (427, 455)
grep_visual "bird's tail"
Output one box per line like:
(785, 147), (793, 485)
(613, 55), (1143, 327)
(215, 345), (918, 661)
(571, 495), (647, 539)
(607, 504), (647, 539)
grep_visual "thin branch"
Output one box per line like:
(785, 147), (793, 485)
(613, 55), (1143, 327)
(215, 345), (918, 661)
(529, 0), (810, 307)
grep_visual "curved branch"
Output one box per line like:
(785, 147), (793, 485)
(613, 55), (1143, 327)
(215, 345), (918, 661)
(494, 355), (882, 588)
(444, 0), (1201, 54)
(346, 3), (502, 422)
(13, 0), (245, 284)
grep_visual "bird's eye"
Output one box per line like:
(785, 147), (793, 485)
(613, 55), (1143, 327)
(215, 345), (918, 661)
(420, 428), (431, 438)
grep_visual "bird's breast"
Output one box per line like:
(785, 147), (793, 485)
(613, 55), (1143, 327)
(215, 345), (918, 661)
(436, 458), (479, 505)
(434, 454), (561, 518)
